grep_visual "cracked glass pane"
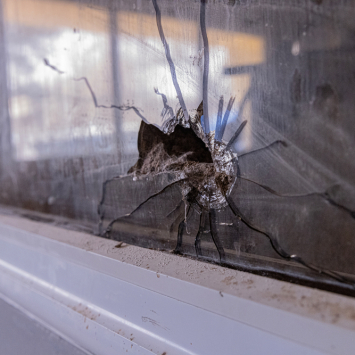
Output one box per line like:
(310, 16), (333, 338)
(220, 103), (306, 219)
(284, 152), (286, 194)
(0, 0), (355, 294)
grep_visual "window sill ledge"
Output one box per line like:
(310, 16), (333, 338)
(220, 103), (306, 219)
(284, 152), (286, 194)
(0, 214), (354, 355)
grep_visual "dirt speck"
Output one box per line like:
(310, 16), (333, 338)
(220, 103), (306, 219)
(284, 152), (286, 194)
(242, 278), (254, 285)
(222, 276), (238, 285)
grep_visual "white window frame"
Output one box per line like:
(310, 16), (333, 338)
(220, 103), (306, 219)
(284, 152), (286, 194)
(0, 214), (354, 355)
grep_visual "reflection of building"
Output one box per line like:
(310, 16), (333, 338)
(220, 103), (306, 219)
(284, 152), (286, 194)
(4, 0), (116, 160)
(3, 0), (265, 161)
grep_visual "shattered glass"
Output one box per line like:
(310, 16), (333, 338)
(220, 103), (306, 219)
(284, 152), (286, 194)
(1, 0), (355, 293)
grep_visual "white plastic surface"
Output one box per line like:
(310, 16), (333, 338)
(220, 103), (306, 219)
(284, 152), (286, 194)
(0, 216), (354, 354)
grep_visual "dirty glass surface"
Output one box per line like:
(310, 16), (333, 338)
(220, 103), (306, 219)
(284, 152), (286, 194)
(0, 0), (355, 293)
